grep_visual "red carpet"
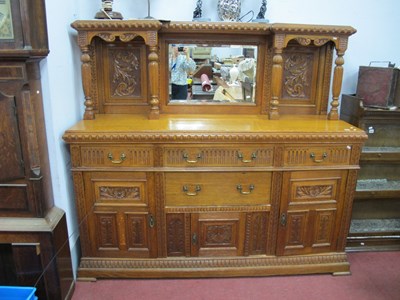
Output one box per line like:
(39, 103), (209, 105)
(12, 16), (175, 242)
(71, 252), (400, 300)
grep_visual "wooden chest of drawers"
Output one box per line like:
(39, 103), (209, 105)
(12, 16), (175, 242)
(63, 114), (367, 279)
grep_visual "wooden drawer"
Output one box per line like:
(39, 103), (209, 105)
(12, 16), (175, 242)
(283, 145), (352, 166)
(163, 145), (274, 167)
(79, 145), (153, 167)
(165, 172), (271, 206)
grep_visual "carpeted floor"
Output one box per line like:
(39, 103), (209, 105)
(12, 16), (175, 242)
(71, 251), (400, 300)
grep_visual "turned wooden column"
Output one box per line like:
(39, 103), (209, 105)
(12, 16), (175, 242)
(80, 46), (94, 120)
(269, 35), (285, 120)
(328, 37), (348, 120)
(148, 45), (160, 119)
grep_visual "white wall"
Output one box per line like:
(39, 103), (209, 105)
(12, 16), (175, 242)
(41, 0), (400, 276)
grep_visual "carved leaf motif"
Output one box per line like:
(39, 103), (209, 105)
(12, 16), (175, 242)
(296, 185), (333, 198)
(98, 33), (116, 42)
(99, 186), (140, 200)
(314, 38), (330, 46)
(284, 54), (310, 98)
(111, 50), (140, 97)
(295, 37), (311, 46)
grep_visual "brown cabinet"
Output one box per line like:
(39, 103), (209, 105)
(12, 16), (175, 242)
(341, 94), (400, 251)
(64, 20), (366, 279)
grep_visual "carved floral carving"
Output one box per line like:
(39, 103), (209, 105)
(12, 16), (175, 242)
(99, 186), (140, 200)
(296, 185), (333, 198)
(284, 54), (311, 98)
(111, 49), (140, 97)
(205, 225), (232, 244)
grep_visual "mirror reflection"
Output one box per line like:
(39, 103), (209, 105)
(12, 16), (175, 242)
(168, 44), (258, 104)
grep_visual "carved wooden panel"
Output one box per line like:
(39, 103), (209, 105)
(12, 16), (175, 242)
(277, 43), (334, 115)
(80, 146), (153, 167)
(94, 181), (147, 207)
(166, 213), (186, 256)
(0, 93), (24, 181)
(313, 209), (336, 247)
(282, 51), (314, 100)
(125, 213), (148, 250)
(96, 40), (148, 113)
(163, 146), (274, 167)
(285, 211), (308, 250)
(95, 212), (119, 250)
(284, 145), (351, 166)
(249, 212), (268, 255)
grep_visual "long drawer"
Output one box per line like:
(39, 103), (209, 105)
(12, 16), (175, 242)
(162, 145), (274, 167)
(165, 172), (272, 206)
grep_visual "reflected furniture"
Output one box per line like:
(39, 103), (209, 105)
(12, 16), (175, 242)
(64, 20), (367, 279)
(0, 0), (74, 298)
(341, 94), (400, 251)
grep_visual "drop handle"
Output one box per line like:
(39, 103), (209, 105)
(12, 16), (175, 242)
(236, 184), (255, 195)
(183, 153), (202, 163)
(310, 152), (327, 163)
(183, 185), (201, 196)
(107, 152), (126, 164)
(237, 152), (257, 163)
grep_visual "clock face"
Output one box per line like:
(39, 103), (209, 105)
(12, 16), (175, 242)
(0, 0), (14, 40)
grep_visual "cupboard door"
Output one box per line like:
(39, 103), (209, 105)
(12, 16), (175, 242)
(191, 212), (246, 257)
(276, 170), (347, 256)
(83, 172), (157, 258)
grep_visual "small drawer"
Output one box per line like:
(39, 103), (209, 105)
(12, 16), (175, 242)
(283, 145), (352, 166)
(79, 145), (153, 167)
(163, 145), (274, 167)
(165, 172), (271, 206)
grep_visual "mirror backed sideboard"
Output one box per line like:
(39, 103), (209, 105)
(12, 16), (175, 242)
(63, 20), (367, 279)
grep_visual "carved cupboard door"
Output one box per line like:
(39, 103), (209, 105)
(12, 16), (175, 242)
(83, 172), (157, 258)
(276, 170), (347, 256)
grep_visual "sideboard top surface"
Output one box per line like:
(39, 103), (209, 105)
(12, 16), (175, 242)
(63, 114), (367, 143)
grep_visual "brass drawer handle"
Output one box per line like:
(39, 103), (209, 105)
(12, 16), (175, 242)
(237, 152), (257, 163)
(236, 184), (255, 195)
(183, 153), (202, 164)
(310, 152), (327, 163)
(107, 152), (127, 164)
(183, 185), (201, 196)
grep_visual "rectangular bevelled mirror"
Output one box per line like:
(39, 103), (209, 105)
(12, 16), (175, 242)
(168, 43), (258, 105)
